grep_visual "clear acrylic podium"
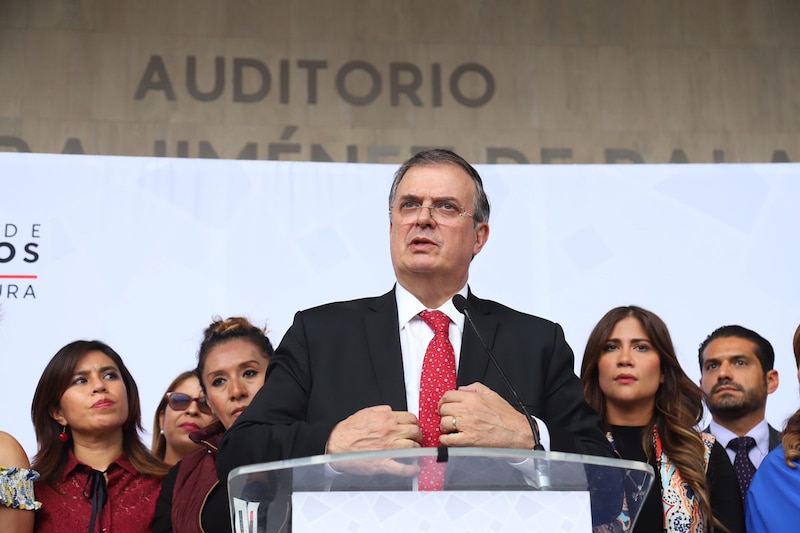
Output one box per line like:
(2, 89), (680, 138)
(227, 447), (654, 532)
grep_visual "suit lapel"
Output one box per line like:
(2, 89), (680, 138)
(768, 424), (782, 451)
(365, 289), (408, 410)
(457, 293), (495, 386)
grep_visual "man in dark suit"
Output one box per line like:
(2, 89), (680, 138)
(699, 325), (781, 499)
(217, 149), (613, 483)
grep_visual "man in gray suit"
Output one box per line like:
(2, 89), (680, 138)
(217, 149), (612, 481)
(699, 325), (781, 498)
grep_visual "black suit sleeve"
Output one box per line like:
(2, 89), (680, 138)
(217, 310), (341, 482)
(459, 296), (612, 458)
(534, 322), (613, 457)
(708, 441), (745, 533)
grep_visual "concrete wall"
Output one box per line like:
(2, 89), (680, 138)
(1, 0), (799, 163)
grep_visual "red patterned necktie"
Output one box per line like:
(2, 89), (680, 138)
(418, 309), (457, 490)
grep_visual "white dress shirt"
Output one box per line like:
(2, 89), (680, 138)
(709, 418), (771, 468)
(394, 283), (550, 450)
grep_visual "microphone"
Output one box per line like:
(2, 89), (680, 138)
(452, 294), (545, 451)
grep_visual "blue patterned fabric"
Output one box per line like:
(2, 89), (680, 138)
(0, 465), (42, 511)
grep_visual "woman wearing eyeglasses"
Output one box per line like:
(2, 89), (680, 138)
(151, 371), (217, 466)
(153, 316), (273, 533)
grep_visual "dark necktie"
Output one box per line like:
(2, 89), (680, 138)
(418, 310), (456, 490)
(727, 436), (757, 501)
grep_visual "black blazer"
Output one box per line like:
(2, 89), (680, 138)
(217, 289), (613, 480)
(768, 424), (783, 450)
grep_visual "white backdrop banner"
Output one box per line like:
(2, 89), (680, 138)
(1, 153), (799, 456)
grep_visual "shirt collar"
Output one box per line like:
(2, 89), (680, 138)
(709, 418), (771, 453)
(395, 283), (467, 332)
(61, 449), (135, 482)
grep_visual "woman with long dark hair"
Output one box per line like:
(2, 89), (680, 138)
(580, 306), (743, 532)
(31, 340), (167, 532)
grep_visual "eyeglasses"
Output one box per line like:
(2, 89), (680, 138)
(165, 392), (213, 414)
(391, 201), (474, 220)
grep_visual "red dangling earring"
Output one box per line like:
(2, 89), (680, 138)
(58, 426), (70, 442)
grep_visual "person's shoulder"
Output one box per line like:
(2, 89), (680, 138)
(698, 431), (721, 459)
(768, 424), (783, 440)
(180, 431), (221, 472)
(706, 434), (723, 453)
(299, 291), (393, 316)
(179, 444), (207, 467)
(705, 436), (735, 475)
(161, 460), (181, 486)
(0, 431), (30, 468)
(750, 445), (793, 490)
(762, 444), (789, 467)
(469, 294), (558, 327)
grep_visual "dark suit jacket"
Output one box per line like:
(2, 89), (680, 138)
(768, 424), (783, 450)
(217, 289), (613, 481)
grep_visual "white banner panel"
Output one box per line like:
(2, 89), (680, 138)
(290, 491), (592, 532)
(1, 153), (799, 457)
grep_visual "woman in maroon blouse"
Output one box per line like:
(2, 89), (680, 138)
(153, 316), (273, 533)
(31, 340), (168, 533)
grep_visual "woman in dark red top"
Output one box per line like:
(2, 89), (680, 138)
(153, 316), (273, 533)
(31, 340), (168, 533)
